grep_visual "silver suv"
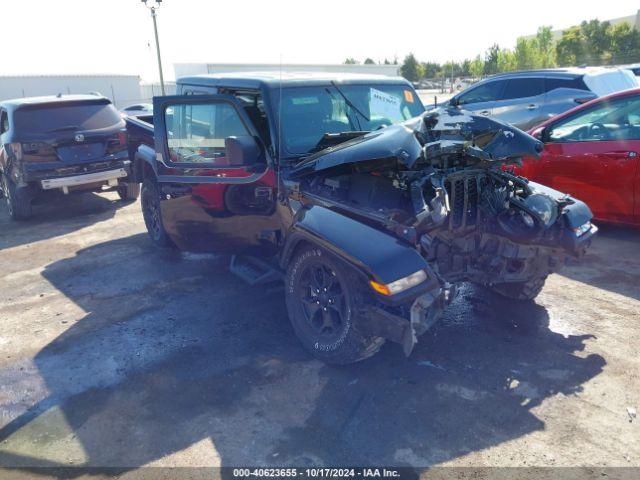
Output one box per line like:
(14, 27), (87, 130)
(448, 68), (639, 130)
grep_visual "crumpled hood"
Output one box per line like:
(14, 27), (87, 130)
(288, 122), (423, 178)
(288, 107), (543, 177)
(418, 107), (544, 166)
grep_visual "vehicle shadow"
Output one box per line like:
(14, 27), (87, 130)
(0, 233), (605, 474)
(0, 192), (122, 251)
(559, 224), (640, 302)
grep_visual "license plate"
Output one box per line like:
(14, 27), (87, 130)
(57, 143), (105, 163)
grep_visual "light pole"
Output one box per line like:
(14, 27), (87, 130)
(141, 0), (166, 95)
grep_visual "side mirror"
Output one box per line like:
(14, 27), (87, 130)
(530, 125), (552, 143)
(225, 135), (260, 166)
(530, 126), (545, 140)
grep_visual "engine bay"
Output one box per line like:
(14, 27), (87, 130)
(290, 108), (595, 288)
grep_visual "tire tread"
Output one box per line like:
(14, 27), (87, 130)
(285, 245), (384, 365)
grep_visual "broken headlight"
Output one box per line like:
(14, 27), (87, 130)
(574, 221), (594, 237)
(369, 270), (427, 296)
(524, 193), (558, 228)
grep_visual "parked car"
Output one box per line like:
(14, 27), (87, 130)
(620, 63), (640, 77)
(121, 103), (153, 117)
(0, 94), (139, 220)
(518, 87), (640, 227)
(448, 67), (639, 131)
(125, 72), (596, 364)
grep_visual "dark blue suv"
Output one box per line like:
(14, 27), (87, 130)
(0, 94), (139, 220)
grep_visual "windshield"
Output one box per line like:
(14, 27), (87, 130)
(582, 69), (639, 96)
(276, 84), (425, 156)
(14, 101), (122, 134)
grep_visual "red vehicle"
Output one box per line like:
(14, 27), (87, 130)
(519, 88), (640, 227)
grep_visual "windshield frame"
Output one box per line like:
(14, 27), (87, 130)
(269, 82), (425, 160)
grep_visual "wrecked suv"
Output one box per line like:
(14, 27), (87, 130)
(1, 95), (138, 220)
(126, 73), (597, 364)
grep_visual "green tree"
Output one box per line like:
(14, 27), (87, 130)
(610, 22), (640, 63)
(515, 37), (540, 69)
(400, 53), (423, 82)
(383, 58), (391, 65)
(364, 58), (376, 65)
(442, 61), (464, 78)
(536, 26), (557, 67)
(470, 55), (484, 79)
(556, 25), (585, 66)
(580, 19), (612, 63)
(484, 44), (500, 75)
(497, 48), (517, 72)
(421, 61), (441, 78)
(461, 59), (472, 77)
(343, 58), (358, 64)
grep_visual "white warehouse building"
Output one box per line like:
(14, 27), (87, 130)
(0, 65), (403, 109)
(0, 75), (144, 108)
(174, 63), (401, 79)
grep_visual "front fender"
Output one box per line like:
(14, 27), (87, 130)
(280, 205), (436, 300)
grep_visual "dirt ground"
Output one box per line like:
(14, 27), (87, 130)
(0, 192), (638, 478)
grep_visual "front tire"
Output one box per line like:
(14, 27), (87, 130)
(117, 181), (141, 201)
(2, 173), (33, 221)
(285, 245), (384, 364)
(141, 176), (174, 248)
(489, 275), (547, 301)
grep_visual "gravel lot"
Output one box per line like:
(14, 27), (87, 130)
(0, 192), (638, 477)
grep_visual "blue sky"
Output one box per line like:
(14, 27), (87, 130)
(2, 0), (638, 81)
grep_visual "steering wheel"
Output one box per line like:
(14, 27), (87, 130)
(588, 122), (610, 141)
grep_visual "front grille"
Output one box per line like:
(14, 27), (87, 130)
(445, 175), (481, 231)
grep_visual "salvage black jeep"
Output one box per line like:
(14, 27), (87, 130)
(126, 73), (597, 364)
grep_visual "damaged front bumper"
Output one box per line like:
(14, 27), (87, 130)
(364, 282), (456, 356)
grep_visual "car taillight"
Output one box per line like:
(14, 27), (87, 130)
(107, 131), (127, 153)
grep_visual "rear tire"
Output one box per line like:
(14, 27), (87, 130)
(285, 245), (384, 364)
(2, 173), (33, 221)
(117, 181), (141, 201)
(141, 176), (174, 248)
(489, 275), (547, 301)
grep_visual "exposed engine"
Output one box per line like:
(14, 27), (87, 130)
(289, 107), (595, 296)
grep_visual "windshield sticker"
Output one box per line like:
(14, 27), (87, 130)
(404, 90), (415, 103)
(292, 96), (320, 105)
(370, 88), (403, 122)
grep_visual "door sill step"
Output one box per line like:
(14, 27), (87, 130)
(229, 255), (283, 285)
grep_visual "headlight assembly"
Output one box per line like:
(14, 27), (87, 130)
(574, 221), (595, 237)
(369, 270), (427, 296)
(524, 193), (558, 227)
